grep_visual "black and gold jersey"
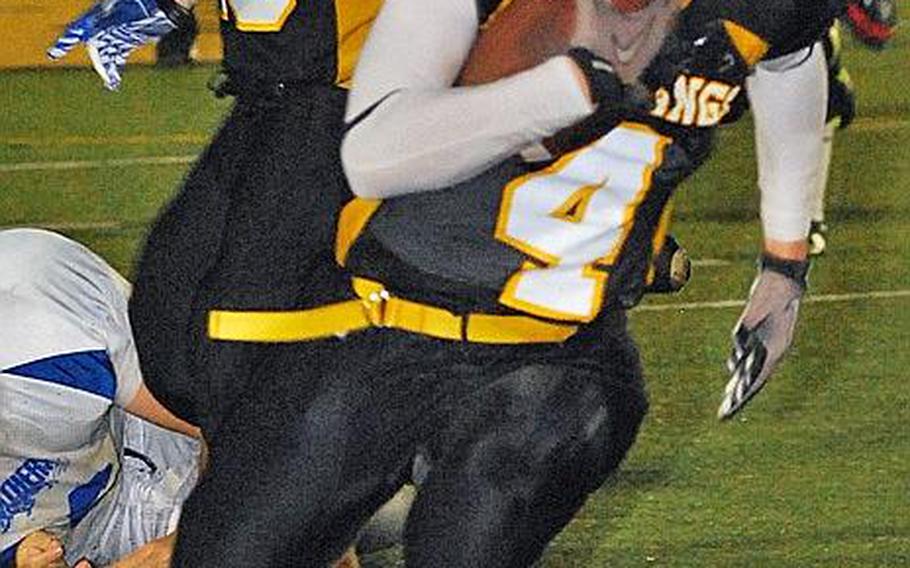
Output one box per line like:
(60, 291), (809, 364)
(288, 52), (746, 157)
(218, 0), (381, 86)
(338, 122), (708, 320)
(335, 0), (837, 323)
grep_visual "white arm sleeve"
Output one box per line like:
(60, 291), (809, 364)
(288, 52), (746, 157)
(342, 0), (594, 199)
(747, 44), (828, 242)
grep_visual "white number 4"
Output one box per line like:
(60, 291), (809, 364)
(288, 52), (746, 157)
(495, 123), (670, 322)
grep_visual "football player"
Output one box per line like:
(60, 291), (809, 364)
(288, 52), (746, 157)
(47, 3), (391, 560)
(0, 229), (403, 568)
(0, 228), (201, 568)
(809, 0), (898, 255)
(156, 0), (850, 565)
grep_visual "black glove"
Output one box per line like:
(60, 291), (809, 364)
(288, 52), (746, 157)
(567, 47), (627, 107)
(644, 234), (691, 294)
(842, 0), (899, 49)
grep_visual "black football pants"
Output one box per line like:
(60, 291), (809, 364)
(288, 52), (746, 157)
(128, 86), (351, 437)
(171, 313), (648, 567)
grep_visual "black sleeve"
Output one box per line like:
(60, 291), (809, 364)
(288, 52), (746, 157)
(710, 0), (842, 58)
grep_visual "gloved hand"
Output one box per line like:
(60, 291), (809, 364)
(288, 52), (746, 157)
(718, 253), (809, 420)
(644, 233), (691, 294)
(47, 0), (194, 90)
(566, 47), (627, 107)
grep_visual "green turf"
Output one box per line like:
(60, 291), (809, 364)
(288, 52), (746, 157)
(1, 17), (908, 567)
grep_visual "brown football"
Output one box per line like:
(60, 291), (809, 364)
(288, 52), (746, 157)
(459, 0), (578, 86)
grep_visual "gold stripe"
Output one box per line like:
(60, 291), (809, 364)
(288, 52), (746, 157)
(384, 298), (463, 340)
(722, 20), (769, 67)
(466, 314), (577, 343)
(210, 277), (579, 344)
(336, 198), (382, 266)
(333, 0), (381, 87)
(232, 0), (297, 32)
(646, 198), (675, 285)
(479, 0), (516, 29)
(208, 302), (370, 342)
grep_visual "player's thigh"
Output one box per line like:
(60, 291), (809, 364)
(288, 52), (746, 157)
(174, 331), (439, 563)
(433, 357), (647, 493)
(403, 353), (647, 567)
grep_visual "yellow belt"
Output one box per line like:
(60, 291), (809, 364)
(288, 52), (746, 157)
(207, 278), (578, 344)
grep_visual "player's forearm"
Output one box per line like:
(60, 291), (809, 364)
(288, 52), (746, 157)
(342, 0), (592, 199)
(124, 384), (202, 440)
(343, 57), (591, 198)
(763, 239), (808, 261)
(748, 43), (828, 245)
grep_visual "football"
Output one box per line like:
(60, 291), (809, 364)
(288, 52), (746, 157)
(459, 0), (579, 86)
(460, 0), (679, 87)
(459, 0), (680, 156)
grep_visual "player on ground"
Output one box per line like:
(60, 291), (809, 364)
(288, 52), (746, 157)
(162, 0), (846, 564)
(0, 228), (201, 568)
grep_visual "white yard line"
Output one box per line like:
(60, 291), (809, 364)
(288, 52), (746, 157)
(0, 221), (124, 231)
(691, 258), (730, 267)
(0, 155), (195, 172)
(1, 117), (908, 173)
(636, 289), (910, 313)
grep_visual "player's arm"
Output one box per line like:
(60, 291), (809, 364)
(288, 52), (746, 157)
(342, 0), (597, 199)
(123, 384), (201, 440)
(47, 0), (196, 90)
(718, 44), (827, 419)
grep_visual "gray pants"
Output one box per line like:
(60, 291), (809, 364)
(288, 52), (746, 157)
(64, 409), (200, 565)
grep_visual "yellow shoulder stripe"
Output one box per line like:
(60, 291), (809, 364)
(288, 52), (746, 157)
(336, 197), (382, 266)
(722, 20), (769, 67)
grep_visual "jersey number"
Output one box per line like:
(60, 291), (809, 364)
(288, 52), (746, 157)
(495, 124), (669, 322)
(220, 0), (296, 32)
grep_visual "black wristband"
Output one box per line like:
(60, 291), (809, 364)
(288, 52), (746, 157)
(567, 47), (624, 106)
(157, 0), (195, 30)
(760, 252), (810, 289)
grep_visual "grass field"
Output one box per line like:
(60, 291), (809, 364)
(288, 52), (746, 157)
(1, 17), (909, 567)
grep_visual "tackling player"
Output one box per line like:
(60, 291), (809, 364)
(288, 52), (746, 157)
(0, 229), (201, 568)
(157, 0), (851, 565)
(0, 229), (403, 568)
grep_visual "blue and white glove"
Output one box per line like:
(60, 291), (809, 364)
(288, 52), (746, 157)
(47, 0), (194, 90)
(718, 254), (809, 420)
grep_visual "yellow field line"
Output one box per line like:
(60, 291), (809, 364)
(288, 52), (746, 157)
(1, 117), (906, 173)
